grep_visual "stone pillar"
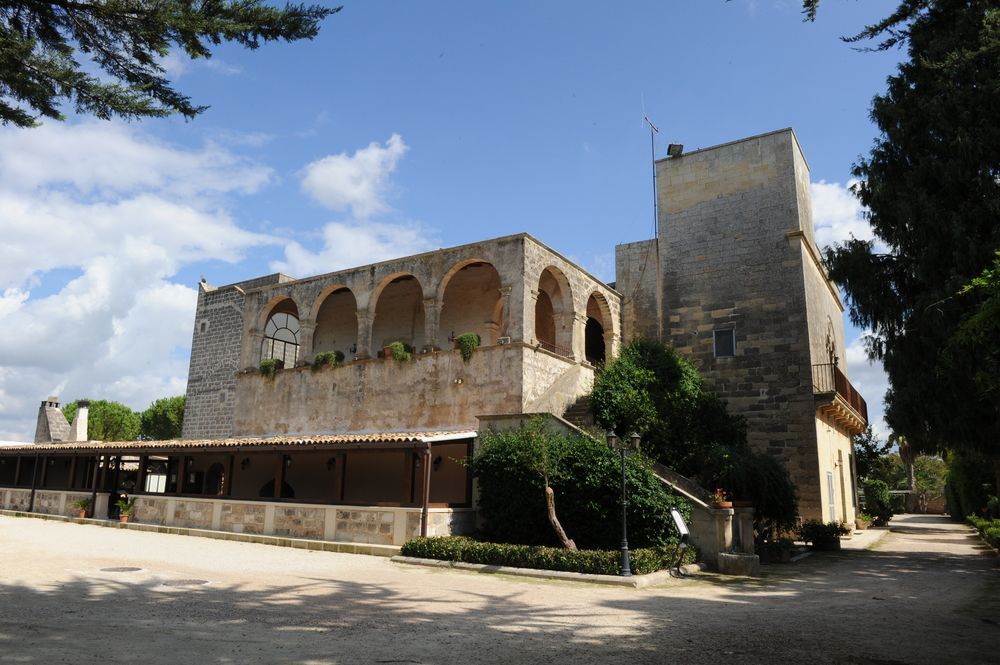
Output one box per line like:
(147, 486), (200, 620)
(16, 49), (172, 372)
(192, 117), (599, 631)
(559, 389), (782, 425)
(497, 286), (512, 340)
(423, 298), (441, 351)
(734, 507), (755, 554)
(355, 313), (374, 360)
(297, 321), (316, 365)
(245, 327), (264, 367)
(527, 289), (540, 345)
(572, 312), (588, 362)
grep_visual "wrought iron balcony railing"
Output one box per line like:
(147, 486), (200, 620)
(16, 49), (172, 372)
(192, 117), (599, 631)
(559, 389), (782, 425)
(812, 363), (868, 424)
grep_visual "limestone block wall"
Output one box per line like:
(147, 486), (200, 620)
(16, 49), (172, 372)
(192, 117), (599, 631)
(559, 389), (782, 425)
(274, 506), (325, 539)
(232, 343), (580, 435)
(650, 129), (826, 517)
(172, 499), (214, 529)
(521, 349), (595, 417)
(615, 239), (660, 342)
(1, 489), (93, 516)
(221, 502), (266, 534)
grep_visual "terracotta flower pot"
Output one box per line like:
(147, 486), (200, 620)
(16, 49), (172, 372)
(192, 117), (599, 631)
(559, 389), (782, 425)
(119, 515), (129, 523)
(77, 509), (88, 519)
(711, 501), (734, 509)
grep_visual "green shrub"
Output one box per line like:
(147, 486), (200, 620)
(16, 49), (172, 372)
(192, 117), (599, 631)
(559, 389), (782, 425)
(311, 350), (344, 370)
(400, 536), (696, 575)
(889, 493), (906, 514)
(259, 358), (281, 379)
(863, 479), (893, 525)
(456, 333), (481, 362)
(388, 341), (412, 362)
(798, 520), (850, 546)
(966, 515), (1000, 549)
(473, 423), (691, 550)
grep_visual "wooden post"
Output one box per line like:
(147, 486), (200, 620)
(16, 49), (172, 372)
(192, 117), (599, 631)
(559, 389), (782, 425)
(136, 455), (148, 494)
(39, 455), (49, 489)
(338, 452), (347, 502)
(68, 457), (78, 490)
(225, 455), (235, 497)
(89, 456), (101, 518)
(465, 440), (474, 507)
(176, 456), (186, 495)
(273, 455), (285, 499)
(28, 454), (39, 512)
(13, 456), (21, 486)
(420, 445), (431, 537)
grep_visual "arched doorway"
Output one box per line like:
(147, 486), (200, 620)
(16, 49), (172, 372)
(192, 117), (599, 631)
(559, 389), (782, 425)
(535, 267), (573, 356)
(372, 274), (425, 353)
(585, 293), (612, 365)
(439, 261), (503, 346)
(313, 287), (358, 358)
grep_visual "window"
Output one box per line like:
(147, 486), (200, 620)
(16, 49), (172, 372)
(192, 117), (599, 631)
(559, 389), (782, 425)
(713, 329), (735, 357)
(262, 311), (300, 366)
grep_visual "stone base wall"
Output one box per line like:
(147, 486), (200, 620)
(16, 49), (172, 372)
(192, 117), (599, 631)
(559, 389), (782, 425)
(0, 488), (474, 547)
(2, 488), (93, 517)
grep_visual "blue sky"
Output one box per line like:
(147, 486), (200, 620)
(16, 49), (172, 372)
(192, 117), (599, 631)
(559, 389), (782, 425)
(0, 0), (901, 440)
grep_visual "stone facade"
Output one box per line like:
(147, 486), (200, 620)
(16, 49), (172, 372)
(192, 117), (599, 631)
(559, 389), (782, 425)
(616, 128), (864, 523)
(184, 234), (620, 439)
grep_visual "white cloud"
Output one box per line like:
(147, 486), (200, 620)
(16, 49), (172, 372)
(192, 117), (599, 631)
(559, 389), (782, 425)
(300, 134), (408, 218)
(158, 50), (242, 78)
(271, 220), (436, 277)
(810, 179), (875, 250)
(845, 336), (890, 441)
(0, 121), (271, 198)
(0, 122), (275, 440)
(273, 134), (437, 277)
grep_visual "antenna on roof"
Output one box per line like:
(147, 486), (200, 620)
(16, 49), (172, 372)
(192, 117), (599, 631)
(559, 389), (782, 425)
(641, 98), (664, 342)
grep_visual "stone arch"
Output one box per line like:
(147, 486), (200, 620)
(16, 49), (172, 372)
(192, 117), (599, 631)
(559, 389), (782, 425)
(260, 297), (300, 367)
(312, 286), (359, 358)
(535, 266), (574, 355)
(585, 291), (614, 366)
(371, 273), (426, 353)
(438, 260), (504, 346)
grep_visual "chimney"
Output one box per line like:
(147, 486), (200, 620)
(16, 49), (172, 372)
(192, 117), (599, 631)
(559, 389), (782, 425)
(69, 399), (90, 442)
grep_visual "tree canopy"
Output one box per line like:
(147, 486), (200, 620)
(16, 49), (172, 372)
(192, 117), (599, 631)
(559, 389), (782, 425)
(63, 398), (141, 441)
(139, 395), (185, 440)
(812, 1), (999, 485)
(1, 0), (340, 127)
(590, 339), (798, 532)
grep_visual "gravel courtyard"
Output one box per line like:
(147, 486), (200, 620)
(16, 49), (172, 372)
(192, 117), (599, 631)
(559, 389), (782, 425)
(1, 513), (997, 664)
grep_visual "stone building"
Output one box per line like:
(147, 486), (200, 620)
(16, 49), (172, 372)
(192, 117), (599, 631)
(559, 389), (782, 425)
(1, 128), (865, 547)
(615, 128), (867, 523)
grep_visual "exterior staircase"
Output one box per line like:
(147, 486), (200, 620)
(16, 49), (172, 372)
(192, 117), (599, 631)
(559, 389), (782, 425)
(562, 395), (594, 429)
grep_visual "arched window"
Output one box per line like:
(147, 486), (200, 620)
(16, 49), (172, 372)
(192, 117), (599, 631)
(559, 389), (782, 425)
(585, 293), (612, 366)
(535, 267), (573, 356)
(261, 301), (300, 367)
(439, 261), (503, 347)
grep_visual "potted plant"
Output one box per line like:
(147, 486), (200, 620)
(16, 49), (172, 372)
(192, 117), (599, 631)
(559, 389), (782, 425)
(855, 512), (873, 530)
(386, 341), (412, 362)
(798, 520), (850, 551)
(311, 350), (344, 370)
(259, 357), (281, 379)
(71, 497), (91, 519)
(455, 332), (481, 362)
(116, 497), (136, 523)
(709, 487), (733, 509)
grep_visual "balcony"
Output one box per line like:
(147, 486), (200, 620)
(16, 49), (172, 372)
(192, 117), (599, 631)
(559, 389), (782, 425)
(811, 363), (868, 434)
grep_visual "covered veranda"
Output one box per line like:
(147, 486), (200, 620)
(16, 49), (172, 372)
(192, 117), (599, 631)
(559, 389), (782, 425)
(0, 431), (476, 546)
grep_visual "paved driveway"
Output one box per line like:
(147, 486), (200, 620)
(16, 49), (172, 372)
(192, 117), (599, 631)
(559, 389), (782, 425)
(0, 513), (997, 664)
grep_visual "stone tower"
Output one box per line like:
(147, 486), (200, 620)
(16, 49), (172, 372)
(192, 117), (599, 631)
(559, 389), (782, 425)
(616, 129), (866, 522)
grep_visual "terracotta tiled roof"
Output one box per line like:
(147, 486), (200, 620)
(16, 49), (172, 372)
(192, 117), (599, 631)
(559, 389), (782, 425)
(0, 430), (478, 454)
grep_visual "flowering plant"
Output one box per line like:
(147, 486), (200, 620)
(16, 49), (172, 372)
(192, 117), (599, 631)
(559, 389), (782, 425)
(710, 487), (728, 504)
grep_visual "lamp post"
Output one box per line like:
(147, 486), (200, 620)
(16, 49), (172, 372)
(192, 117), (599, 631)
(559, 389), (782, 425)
(607, 430), (640, 576)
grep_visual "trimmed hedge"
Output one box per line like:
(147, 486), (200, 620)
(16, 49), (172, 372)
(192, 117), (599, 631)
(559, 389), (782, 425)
(967, 515), (1000, 549)
(401, 536), (696, 575)
(863, 479), (893, 525)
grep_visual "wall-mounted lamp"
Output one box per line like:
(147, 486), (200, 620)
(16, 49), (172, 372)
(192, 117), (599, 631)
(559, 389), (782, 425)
(432, 456), (443, 472)
(326, 457), (337, 471)
(413, 451), (422, 468)
(453, 378), (463, 385)
(240, 457), (250, 471)
(284, 456), (292, 469)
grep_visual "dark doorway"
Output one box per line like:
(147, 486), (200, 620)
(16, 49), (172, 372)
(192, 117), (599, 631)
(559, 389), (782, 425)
(585, 317), (606, 365)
